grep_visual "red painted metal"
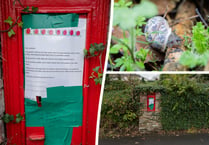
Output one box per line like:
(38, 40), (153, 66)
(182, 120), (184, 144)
(26, 127), (45, 145)
(0, 0), (111, 145)
(147, 93), (156, 112)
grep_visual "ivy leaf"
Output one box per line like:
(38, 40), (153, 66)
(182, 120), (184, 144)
(22, 6), (30, 12)
(18, 21), (23, 28)
(16, 113), (23, 123)
(84, 49), (88, 56)
(4, 16), (13, 26)
(94, 78), (102, 85)
(98, 72), (103, 78)
(32, 6), (38, 13)
(2, 114), (14, 123)
(8, 29), (16, 37)
(93, 66), (100, 73)
(89, 47), (95, 56)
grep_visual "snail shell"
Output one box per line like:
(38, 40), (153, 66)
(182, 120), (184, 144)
(145, 16), (172, 53)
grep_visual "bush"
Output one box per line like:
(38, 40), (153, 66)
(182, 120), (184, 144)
(100, 79), (141, 136)
(160, 75), (209, 130)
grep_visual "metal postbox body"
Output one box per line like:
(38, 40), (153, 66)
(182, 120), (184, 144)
(147, 94), (156, 112)
(0, 0), (111, 144)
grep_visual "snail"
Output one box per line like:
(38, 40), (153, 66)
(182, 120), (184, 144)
(144, 16), (182, 53)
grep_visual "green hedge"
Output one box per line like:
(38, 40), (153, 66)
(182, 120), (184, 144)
(160, 75), (209, 130)
(101, 79), (141, 134)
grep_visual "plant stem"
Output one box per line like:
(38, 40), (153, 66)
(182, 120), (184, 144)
(16, 0), (24, 8)
(0, 16), (20, 33)
(99, 53), (103, 72)
(108, 56), (114, 71)
(130, 27), (136, 63)
(112, 36), (135, 63)
(196, 8), (208, 27)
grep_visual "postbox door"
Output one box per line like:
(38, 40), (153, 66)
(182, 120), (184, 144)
(22, 14), (86, 145)
(147, 94), (156, 112)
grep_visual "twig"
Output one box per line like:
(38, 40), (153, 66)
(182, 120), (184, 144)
(14, 0), (24, 8)
(170, 15), (199, 27)
(0, 16), (20, 33)
(163, 5), (169, 18)
(195, 8), (208, 27)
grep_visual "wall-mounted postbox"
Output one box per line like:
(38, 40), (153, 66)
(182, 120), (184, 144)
(0, 0), (111, 145)
(147, 94), (156, 112)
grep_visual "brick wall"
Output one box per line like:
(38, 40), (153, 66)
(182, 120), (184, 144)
(139, 93), (162, 133)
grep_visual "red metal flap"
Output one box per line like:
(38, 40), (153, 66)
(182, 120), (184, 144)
(26, 127), (45, 145)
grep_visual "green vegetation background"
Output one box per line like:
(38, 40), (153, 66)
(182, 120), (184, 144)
(100, 74), (209, 137)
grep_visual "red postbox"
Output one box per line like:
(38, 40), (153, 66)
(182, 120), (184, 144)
(147, 93), (156, 112)
(0, 0), (111, 145)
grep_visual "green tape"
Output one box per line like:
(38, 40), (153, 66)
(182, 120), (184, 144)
(22, 13), (79, 29)
(25, 86), (83, 144)
(44, 127), (73, 145)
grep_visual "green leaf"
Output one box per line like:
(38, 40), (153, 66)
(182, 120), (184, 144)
(114, 1), (157, 30)
(110, 44), (123, 54)
(84, 49), (88, 56)
(16, 113), (23, 123)
(135, 61), (145, 69)
(93, 66), (100, 73)
(2, 114), (14, 123)
(89, 47), (95, 56)
(132, 1), (158, 18)
(22, 6), (30, 12)
(192, 22), (208, 54)
(32, 6), (38, 13)
(125, 1), (133, 7)
(98, 73), (103, 78)
(180, 50), (209, 68)
(4, 16), (13, 26)
(18, 21), (23, 28)
(9, 115), (14, 121)
(94, 78), (102, 85)
(8, 29), (15, 37)
(135, 48), (149, 62)
(172, 102), (179, 111)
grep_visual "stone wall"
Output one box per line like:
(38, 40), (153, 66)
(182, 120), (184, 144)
(0, 63), (5, 143)
(139, 93), (162, 133)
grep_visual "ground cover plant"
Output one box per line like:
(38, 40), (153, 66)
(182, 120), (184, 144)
(109, 0), (209, 71)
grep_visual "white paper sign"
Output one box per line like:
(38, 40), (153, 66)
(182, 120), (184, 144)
(24, 19), (86, 100)
(149, 98), (154, 105)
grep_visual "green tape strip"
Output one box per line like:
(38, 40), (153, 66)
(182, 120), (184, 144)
(22, 13), (79, 29)
(44, 127), (73, 145)
(25, 86), (83, 145)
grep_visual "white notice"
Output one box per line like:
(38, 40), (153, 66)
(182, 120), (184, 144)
(24, 19), (86, 100)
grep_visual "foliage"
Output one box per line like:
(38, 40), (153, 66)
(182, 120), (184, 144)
(134, 82), (165, 95)
(114, 0), (133, 8)
(110, 0), (157, 71)
(159, 74), (209, 130)
(101, 74), (209, 137)
(0, 0), (38, 37)
(1, 113), (24, 124)
(84, 43), (105, 85)
(101, 78), (141, 136)
(180, 22), (209, 68)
